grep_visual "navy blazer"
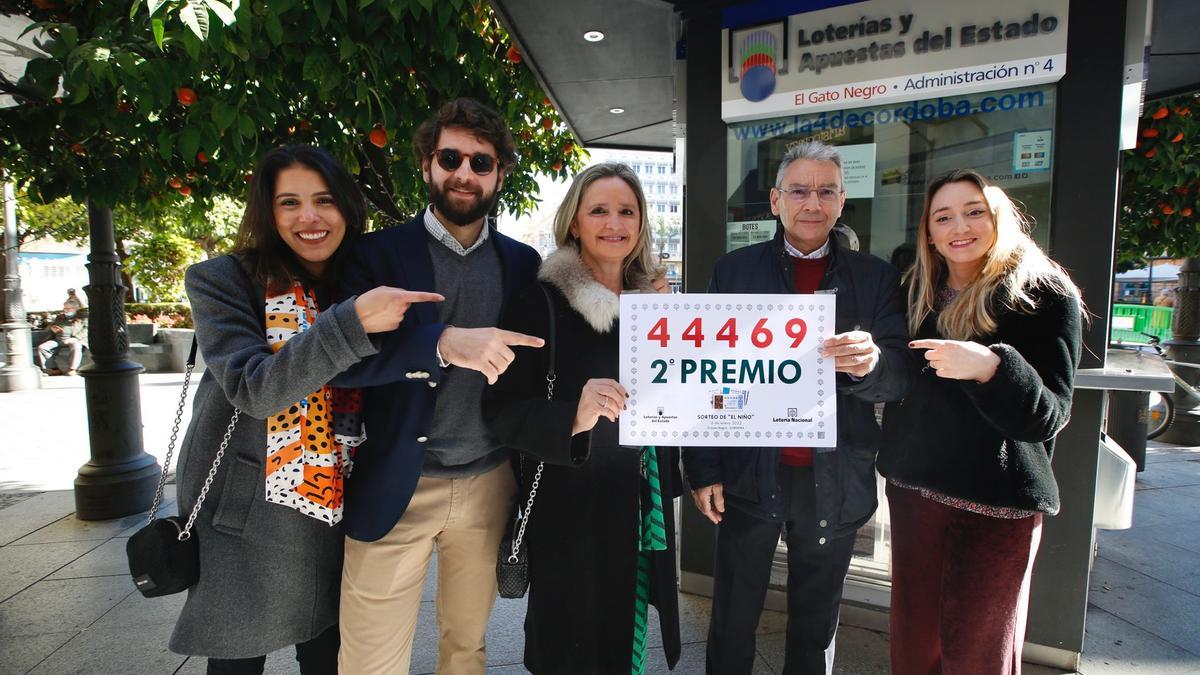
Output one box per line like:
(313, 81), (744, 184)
(334, 213), (541, 542)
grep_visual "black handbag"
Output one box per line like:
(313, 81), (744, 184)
(496, 284), (556, 599)
(127, 338), (240, 598)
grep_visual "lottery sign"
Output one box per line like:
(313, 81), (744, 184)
(619, 293), (837, 447)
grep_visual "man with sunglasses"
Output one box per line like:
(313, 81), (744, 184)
(683, 141), (913, 675)
(334, 98), (544, 674)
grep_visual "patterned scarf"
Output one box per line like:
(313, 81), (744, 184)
(262, 283), (365, 525)
(631, 446), (667, 675)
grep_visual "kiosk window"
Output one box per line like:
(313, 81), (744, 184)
(725, 84), (1057, 266)
(726, 83), (1057, 589)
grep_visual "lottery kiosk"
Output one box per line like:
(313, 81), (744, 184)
(492, 0), (1173, 668)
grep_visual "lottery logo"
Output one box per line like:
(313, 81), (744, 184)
(739, 29), (778, 103)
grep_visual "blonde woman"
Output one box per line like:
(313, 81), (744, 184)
(483, 163), (680, 674)
(879, 168), (1083, 674)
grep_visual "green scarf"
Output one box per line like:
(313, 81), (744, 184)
(631, 446), (667, 675)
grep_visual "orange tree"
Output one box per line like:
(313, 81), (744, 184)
(0, 0), (583, 220)
(1118, 92), (1200, 268)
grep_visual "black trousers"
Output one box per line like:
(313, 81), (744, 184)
(206, 624), (339, 675)
(707, 466), (857, 675)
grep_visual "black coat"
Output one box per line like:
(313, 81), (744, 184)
(682, 230), (914, 538)
(483, 249), (682, 674)
(879, 285), (1082, 514)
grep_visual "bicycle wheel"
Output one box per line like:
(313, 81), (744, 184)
(1147, 391), (1175, 440)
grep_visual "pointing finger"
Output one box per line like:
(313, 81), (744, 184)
(909, 339), (948, 349)
(391, 290), (445, 304)
(498, 330), (545, 348)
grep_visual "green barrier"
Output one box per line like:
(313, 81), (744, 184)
(1111, 304), (1174, 344)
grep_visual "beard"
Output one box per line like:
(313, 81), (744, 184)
(428, 177), (499, 227)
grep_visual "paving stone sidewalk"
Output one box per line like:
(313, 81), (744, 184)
(1, 375), (1198, 673)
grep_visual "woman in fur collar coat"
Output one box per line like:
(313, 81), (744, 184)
(483, 163), (682, 674)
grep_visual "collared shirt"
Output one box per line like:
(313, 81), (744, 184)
(783, 236), (830, 259)
(423, 205), (491, 256)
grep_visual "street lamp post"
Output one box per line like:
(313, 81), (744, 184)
(73, 201), (160, 520)
(0, 178), (41, 392)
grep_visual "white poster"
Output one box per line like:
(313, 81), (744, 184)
(1012, 129), (1052, 172)
(619, 293), (837, 447)
(838, 143), (877, 198)
(726, 220), (776, 252)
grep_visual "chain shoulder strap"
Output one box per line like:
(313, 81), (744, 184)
(146, 336), (240, 542)
(506, 284), (557, 563)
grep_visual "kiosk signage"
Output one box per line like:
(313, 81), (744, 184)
(722, 0), (1070, 121)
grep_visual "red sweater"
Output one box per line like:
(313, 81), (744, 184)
(780, 255), (829, 467)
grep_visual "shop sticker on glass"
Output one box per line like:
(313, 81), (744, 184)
(1012, 130), (1052, 172)
(619, 293), (838, 447)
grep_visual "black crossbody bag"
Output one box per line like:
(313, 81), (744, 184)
(496, 283), (557, 599)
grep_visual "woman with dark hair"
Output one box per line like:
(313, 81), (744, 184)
(168, 145), (441, 674)
(483, 163), (681, 674)
(879, 169), (1083, 674)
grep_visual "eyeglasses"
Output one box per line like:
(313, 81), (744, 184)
(778, 186), (843, 203)
(432, 148), (497, 176)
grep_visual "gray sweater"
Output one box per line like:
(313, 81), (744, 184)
(422, 237), (508, 476)
(169, 255), (376, 658)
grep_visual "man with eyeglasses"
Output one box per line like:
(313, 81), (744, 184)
(334, 98), (544, 674)
(683, 140), (913, 675)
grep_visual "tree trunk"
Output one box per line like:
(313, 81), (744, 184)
(1160, 257), (1200, 445)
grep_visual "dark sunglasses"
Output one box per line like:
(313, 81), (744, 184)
(432, 148), (497, 176)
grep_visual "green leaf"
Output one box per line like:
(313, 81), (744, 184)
(152, 18), (165, 50)
(334, 0), (348, 19)
(340, 41), (357, 60)
(417, 0), (433, 13)
(238, 113), (255, 138)
(179, 2), (210, 41)
(71, 82), (89, 103)
(157, 130), (174, 161)
(264, 13), (283, 46)
(179, 127), (202, 162)
(359, 0), (376, 8)
(302, 53), (323, 81)
(57, 24), (79, 55)
(211, 100), (238, 131)
(204, 0), (237, 25)
(148, 0), (169, 17)
(314, 0), (332, 28)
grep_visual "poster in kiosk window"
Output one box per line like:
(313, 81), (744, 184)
(619, 294), (837, 448)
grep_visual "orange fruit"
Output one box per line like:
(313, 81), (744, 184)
(177, 88), (197, 106)
(369, 126), (388, 148)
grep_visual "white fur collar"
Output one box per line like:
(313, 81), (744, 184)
(538, 247), (619, 333)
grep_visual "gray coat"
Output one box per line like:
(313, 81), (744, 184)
(169, 255), (376, 658)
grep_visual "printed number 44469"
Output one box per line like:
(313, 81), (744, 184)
(646, 317), (806, 348)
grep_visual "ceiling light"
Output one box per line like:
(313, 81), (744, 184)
(584, 30), (605, 42)
(610, 107), (625, 114)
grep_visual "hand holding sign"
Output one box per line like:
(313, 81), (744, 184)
(910, 339), (1000, 383)
(820, 330), (879, 377)
(573, 378), (628, 435)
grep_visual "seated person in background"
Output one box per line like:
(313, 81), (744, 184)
(36, 299), (86, 376)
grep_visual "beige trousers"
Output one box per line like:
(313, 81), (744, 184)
(338, 463), (516, 674)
